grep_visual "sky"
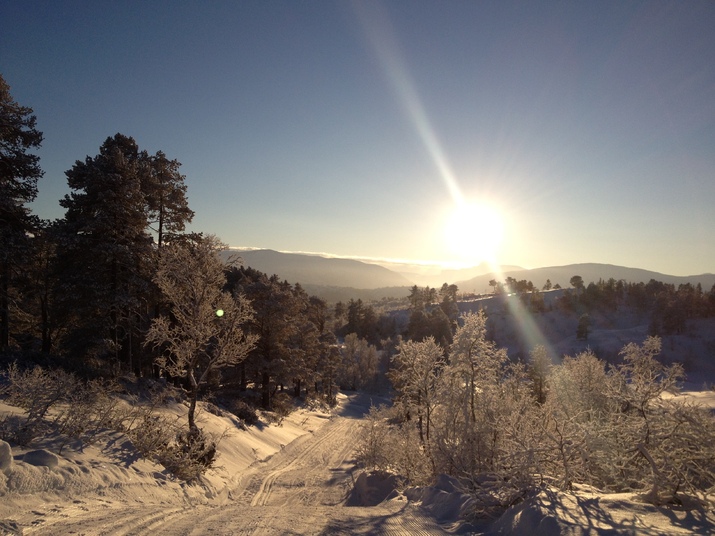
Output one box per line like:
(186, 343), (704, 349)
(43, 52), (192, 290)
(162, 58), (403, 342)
(1, 1), (714, 276)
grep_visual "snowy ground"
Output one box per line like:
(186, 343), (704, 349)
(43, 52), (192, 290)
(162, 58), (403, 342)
(1, 391), (714, 535)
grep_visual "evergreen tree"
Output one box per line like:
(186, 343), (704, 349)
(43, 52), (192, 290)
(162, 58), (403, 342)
(0, 74), (43, 350)
(227, 268), (301, 408)
(57, 134), (153, 370)
(56, 134), (194, 372)
(143, 151), (194, 249)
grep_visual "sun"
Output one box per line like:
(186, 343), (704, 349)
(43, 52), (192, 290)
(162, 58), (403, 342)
(443, 199), (505, 266)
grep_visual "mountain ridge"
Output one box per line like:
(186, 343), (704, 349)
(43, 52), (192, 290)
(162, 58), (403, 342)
(226, 249), (714, 301)
(223, 249), (413, 289)
(457, 263), (715, 293)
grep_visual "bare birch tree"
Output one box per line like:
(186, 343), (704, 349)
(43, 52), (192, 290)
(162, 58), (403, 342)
(145, 235), (258, 432)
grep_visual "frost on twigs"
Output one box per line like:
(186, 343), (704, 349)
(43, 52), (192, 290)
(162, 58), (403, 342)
(0, 363), (127, 450)
(145, 235), (257, 434)
(358, 324), (715, 517)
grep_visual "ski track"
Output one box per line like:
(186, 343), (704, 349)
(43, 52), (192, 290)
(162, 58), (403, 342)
(17, 396), (452, 535)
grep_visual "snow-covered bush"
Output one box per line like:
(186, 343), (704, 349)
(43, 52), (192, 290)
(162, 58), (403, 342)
(0, 363), (78, 444)
(355, 405), (392, 472)
(367, 313), (715, 516)
(0, 364), (127, 449)
(604, 337), (714, 502)
(156, 427), (220, 482)
(226, 398), (259, 425)
(271, 392), (294, 423)
(355, 403), (432, 486)
(543, 337), (715, 503)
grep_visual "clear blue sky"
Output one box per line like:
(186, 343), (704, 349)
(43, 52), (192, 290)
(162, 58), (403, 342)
(2, 1), (714, 276)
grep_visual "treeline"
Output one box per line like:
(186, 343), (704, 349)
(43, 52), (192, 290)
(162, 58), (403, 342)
(556, 277), (715, 335)
(0, 74), (392, 413)
(485, 272), (715, 335)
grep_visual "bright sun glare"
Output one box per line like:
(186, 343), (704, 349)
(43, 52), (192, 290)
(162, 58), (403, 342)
(443, 200), (504, 267)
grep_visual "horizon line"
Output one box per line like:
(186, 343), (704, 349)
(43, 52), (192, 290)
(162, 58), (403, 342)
(226, 247), (714, 279)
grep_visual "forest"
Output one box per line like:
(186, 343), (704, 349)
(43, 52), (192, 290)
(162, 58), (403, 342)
(2, 72), (715, 513)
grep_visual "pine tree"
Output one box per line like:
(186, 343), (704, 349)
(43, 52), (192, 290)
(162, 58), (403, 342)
(0, 74), (44, 350)
(55, 134), (195, 372)
(57, 134), (153, 370)
(143, 151), (194, 249)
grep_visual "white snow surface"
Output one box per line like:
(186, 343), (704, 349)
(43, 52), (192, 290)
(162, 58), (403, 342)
(1, 391), (713, 535)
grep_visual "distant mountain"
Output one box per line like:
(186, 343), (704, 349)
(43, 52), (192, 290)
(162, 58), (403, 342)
(398, 263), (524, 288)
(223, 251), (714, 303)
(457, 263), (715, 294)
(225, 249), (414, 289)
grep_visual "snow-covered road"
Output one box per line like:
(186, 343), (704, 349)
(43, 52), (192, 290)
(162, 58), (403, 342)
(17, 395), (451, 536)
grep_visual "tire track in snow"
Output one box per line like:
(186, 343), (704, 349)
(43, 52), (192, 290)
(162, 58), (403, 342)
(249, 416), (355, 507)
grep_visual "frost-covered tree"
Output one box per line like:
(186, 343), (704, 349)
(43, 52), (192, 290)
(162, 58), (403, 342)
(544, 337), (715, 502)
(389, 337), (444, 445)
(339, 332), (378, 391)
(448, 310), (506, 424)
(145, 235), (257, 432)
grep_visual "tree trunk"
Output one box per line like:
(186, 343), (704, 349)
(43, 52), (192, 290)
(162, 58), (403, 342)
(41, 293), (51, 353)
(0, 260), (9, 350)
(239, 361), (247, 391)
(188, 391), (198, 432)
(188, 371), (199, 432)
(261, 370), (270, 408)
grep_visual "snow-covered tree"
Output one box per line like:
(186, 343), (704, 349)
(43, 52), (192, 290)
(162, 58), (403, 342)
(389, 337), (444, 445)
(145, 235), (257, 432)
(339, 332), (378, 391)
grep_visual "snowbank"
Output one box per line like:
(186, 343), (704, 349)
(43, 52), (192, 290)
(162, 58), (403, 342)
(0, 396), (336, 525)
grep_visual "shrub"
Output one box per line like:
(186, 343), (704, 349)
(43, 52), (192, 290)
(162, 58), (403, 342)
(0, 363), (77, 444)
(156, 427), (219, 482)
(355, 405), (392, 471)
(127, 413), (179, 459)
(227, 398), (258, 426)
(0, 364), (127, 449)
(270, 392), (294, 423)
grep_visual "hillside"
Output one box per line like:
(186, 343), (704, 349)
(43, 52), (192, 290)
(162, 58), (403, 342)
(457, 263), (715, 294)
(457, 292), (715, 384)
(225, 249), (413, 290)
(223, 251), (715, 304)
(395, 263), (524, 288)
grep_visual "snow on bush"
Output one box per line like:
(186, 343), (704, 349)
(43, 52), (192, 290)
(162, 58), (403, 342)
(357, 318), (715, 518)
(0, 364), (225, 482)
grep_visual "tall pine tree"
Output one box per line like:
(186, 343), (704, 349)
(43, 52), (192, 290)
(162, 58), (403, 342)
(144, 150), (194, 249)
(0, 74), (43, 351)
(57, 134), (151, 370)
(56, 134), (195, 373)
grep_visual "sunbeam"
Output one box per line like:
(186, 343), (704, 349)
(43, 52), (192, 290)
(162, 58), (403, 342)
(352, 1), (462, 203)
(353, 2), (511, 269)
(354, 3), (554, 358)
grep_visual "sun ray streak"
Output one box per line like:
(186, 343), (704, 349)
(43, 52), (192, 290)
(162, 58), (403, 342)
(355, 4), (552, 358)
(353, 1), (462, 203)
(487, 265), (556, 361)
